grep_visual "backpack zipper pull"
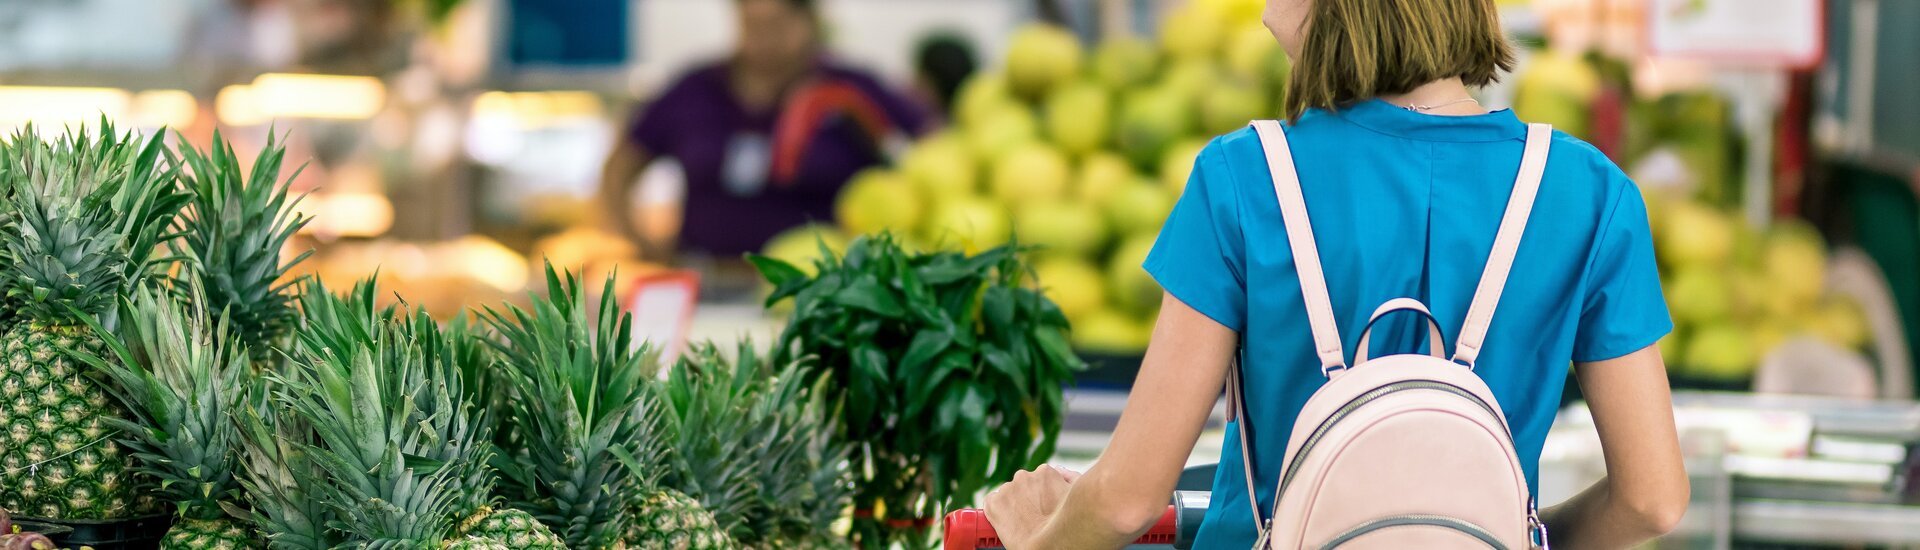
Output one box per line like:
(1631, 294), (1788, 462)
(1528, 498), (1550, 550)
(1254, 519), (1273, 549)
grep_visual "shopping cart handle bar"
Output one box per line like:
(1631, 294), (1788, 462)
(945, 491), (1214, 550)
(941, 505), (1178, 550)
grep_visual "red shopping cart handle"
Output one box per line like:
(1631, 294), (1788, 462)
(942, 505), (1180, 550)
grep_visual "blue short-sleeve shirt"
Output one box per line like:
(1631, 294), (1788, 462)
(1143, 99), (1672, 548)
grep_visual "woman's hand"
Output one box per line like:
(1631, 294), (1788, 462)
(982, 465), (1082, 549)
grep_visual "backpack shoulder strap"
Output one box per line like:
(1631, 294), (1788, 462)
(1453, 123), (1554, 367)
(1250, 120), (1346, 373)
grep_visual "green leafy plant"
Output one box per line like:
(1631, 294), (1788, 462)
(751, 233), (1084, 548)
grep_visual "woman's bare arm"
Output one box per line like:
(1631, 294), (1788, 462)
(985, 292), (1236, 549)
(1542, 345), (1690, 549)
(598, 138), (660, 259)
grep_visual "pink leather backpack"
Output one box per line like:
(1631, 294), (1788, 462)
(1232, 120), (1553, 549)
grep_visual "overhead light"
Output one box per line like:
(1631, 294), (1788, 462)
(216, 84), (267, 127)
(131, 89), (198, 129)
(0, 86), (132, 129)
(250, 73), (386, 120)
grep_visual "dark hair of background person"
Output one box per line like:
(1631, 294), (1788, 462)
(914, 33), (979, 116)
(741, 0), (818, 14)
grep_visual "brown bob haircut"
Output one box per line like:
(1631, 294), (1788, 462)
(1283, 0), (1516, 122)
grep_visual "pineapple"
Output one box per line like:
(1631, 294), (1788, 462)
(170, 130), (312, 369)
(62, 287), (259, 549)
(264, 279), (562, 548)
(482, 265), (666, 550)
(0, 123), (188, 519)
(637, 343), (852, 550)
(626, 489), (734, 550)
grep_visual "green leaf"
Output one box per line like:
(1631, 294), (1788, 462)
(979, 345), (1029, 396)
(852, 344), (891, 386)
(832, 275), (906, 318)
(898, 329), (950, 374)
(981, 287), (1016, 330)
(747, 254), (807, 287)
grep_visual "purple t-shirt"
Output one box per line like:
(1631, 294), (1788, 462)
(630, 60), (930, 256)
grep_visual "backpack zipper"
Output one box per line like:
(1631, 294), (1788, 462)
(1277, 380), (1515, 497)
(1319, 514), (1509, 549)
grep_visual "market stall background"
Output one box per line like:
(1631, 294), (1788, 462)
(1, 0), (1919, 548)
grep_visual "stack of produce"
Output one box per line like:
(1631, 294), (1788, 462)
(781, 0), (1283, 355)
(1645, 195), (1871, 384)
(0, 123), (859, 549)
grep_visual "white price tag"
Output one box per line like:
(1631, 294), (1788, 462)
(1648, 0), (1823, 68)
(623, 270), (701, 366)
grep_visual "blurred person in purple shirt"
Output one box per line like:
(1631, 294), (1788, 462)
(600, 0), (931, 260)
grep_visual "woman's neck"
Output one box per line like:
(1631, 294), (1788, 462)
(1378, 78), (1486, 116)
(732, 56), (815, 112)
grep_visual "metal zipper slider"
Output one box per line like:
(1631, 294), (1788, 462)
(1528, 498), (1550, 550)
(1253, 519), (1273, 549)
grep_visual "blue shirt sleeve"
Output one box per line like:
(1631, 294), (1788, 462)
(1572, 180), (1674, 362)
(1143, 138), (1248, 332)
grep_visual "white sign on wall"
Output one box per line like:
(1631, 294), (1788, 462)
(1648, 0), (1823, 68)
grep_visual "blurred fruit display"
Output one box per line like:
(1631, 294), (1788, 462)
(788, 1), (1285, 356)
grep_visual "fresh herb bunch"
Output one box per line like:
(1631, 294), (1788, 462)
(751, 233), (1085, 548)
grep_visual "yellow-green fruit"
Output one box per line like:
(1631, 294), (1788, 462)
(1092, 36), (1161, 91)
(1684, 324), (1758, 381)
(1198, 0), (1265, 25)
(1006, 24), (1084, 100)
(1116, 88), (1193, 169)
(1160, 59), (1224, 105)
(1045, 82), (1113, 156)
(1160, 139), (1209, 195)
(762, 224), (850, 275)
(967, 103), (1040, 165)
(1105, 179), (1175, 236)
(991, 142), (1073, 204)
(1762, 221), (1828, 306)
(901, 133), (977, 199)
(1160, 5), (1226, 60)
(1665, 266), (1731, 325)
(1071, 308), (1151, 353)
(1808, 297), (1871, 349)
(955, 74), (1015, 128)
(836, 169), (922, 236)
(923, 197), (1012, 251)
(1225, 23), (1280, 85)
(1751, 321), (1792, 355)
(1077, 152), (1136, 205)
(1107, 234), (1162, 314)
(1016, 201), (1110, 258)
(1033, 258), (1108, 322)
(1201, 84), (1267, 136)
(1658, 202), (1736, 267)
(1513, 51), (1601, 140)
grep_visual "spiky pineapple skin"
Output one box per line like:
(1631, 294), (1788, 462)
(625, 490), (736, 550)
(0, 323), (151, 519)
(454, 507), (566, 550)
(160, 517), (259, 550)
(442, 536), (511, 550)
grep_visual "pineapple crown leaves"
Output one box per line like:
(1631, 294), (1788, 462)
(60, 284), (249, 522)
(659, 342), (852, 545)
(171, 128), (314, 358)
(232, 377), (342, 550)
(479, 263), (665, 549)
(268, 277), (498, 547)
(0, 120), (190, 326)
